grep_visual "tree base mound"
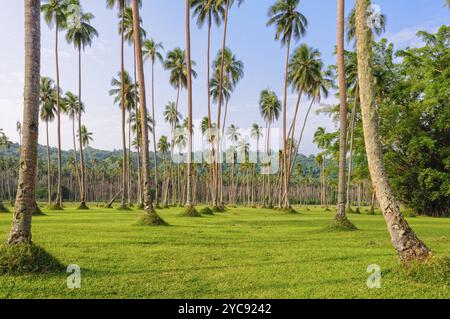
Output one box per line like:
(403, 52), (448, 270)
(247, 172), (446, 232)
(77, 203), (89, 210)
(136, 212), (168, 226)
(180, 206), (202, 217)
(212, 206), (225, 213)
(117, 206), (132, 211)
(0, 244), (64, 275)
(399, 256), (449, 284)
(327, 218), (358, 232)
(33, 205), (46, 216)
(155, 204), (162, 210)
(0, 203), (10, 213)
(200, 207), (214, 215)
(279, 207), (299, 214)
(367, 208), (376, 215)
(49, 204), (64, 211)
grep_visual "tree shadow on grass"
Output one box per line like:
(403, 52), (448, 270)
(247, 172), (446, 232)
(0, 244), (65, 275)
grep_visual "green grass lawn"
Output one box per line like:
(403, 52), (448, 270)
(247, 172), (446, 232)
(0, 203), (448, 299)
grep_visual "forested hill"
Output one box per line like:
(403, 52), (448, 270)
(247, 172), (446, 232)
(0, 143), (321, 178)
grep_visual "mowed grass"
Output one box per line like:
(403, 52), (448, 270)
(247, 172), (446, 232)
(0, 203), (448, 299)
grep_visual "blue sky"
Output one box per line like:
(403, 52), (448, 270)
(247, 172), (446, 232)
(0, 0), (448, 155)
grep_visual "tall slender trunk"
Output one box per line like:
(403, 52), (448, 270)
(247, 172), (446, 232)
(281, 37), (291, 209)
(120, 6), (127, 208)
(185, 0), (193, 207)
(127, 116), (132, 205)
(133, 46), (143, 207)
(45, 121), (51, 206)
(131, 0), (159, 218)
(355, 0), (429, 262)
(346, 91), (358, 209)
(215, 0), (230, 207)
(151, 61), (159, 205)
(336, 0), (348, 221)
(54, 22), (63, 208)
(78, 47), (87, 208)
(8, 0), (40, 244)
(72, 117), (81, 199)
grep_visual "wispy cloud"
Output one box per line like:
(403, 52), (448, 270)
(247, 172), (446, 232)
(385, 21), (441, 49)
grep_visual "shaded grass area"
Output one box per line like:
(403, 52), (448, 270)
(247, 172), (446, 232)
(0, 203), (448, 299)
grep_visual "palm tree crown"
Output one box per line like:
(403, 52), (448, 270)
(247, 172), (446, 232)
(109, 70), (137, 112)
(259, 89), (281, 124)
(65, 7), (98, 50)
(164, 48), (198, 89)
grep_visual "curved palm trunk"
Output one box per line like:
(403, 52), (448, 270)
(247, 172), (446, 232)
(355, 0), (429, 262)
(120, 7), (127, 208)
(45, 121), (51, 206)
(8, 0), (40, 244)
(54, 23), (63, 209)
(78, 47), (87, 208)
(133, 47), (143, 207)
(336, 0), (349, 221)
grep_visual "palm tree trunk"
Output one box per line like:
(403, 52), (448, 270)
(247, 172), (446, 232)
(151, 61), (159, 205)
(8, 0), (40, 244)
(133, 46), (143, 207)
(346, 91), (358, 210)
(186, 0), (192, 207)
(54, 22), (63, 209)
(131, 0), (159, 218)
(336, 0), (349, 221)
(355, 0), (429, 262)
(282, 37), (291, 209)
(46, 121), (51, 206)
(72, 118), (81, 200)
(78, 47), (87, 208)
(127, 116), (132, 205)
(120, 6), (127, 208)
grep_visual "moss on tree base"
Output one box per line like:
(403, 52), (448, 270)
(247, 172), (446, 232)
(0, 244), (64, 275)
(77, 202), (89, 210)
(200, 207), (214, 215)
(117, 206), (132, 211)
(33, 205), (46, 216)
(212, 206), (225, 213)
(327, 217), (358, 232)
(49, 204), (64, 211)
(279, 207), (299, 214)
(180, 206), (202, 217)
(136, 212), (168, 226)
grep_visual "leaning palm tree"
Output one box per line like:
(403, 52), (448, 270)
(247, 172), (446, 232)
(7, 0), (41, 244)
(354, 0), (429, 262)
(267, 0), (307, 209)
(143, 38), (164, 205)
(62, 91), (84, 198)
(41, 0), (69, 210)
(65, 4), (98, 209)
(259, 89), (281, 206)
(39, 77), (57, 207)
(130, 0), (165, 224)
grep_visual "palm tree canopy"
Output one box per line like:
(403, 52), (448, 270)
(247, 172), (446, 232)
(143, 38), (164, 64)
(227, 124), (241, 144)
(65, 5), (99, 50)
(109, 70), (137, 112)
(259, 89), (281, 124)
(62, 91), (85, 119)
(191, 0), (226, 28)
(41, 0), (74, 29)
(164, 101), (182, 126)
(77, 125), (93, 146)
(212, 47), (244, 89)
(266, 0), (308, 46)
(251, 123), (263, 140)
(40, 77), (57, 123)
(120, 6), (146, 44)
(164, 48), (197, 89)
(288, 43), (323, 93)
(158, 135), (170, 153)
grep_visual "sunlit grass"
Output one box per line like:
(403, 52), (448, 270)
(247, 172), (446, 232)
(0, 203), (448, 299)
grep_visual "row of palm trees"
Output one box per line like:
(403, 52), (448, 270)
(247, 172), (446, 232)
(4, 0), (432, 264)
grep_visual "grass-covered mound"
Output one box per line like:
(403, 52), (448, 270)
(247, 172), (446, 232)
(33, 205), (46, 216)
(48, 204), (64, 211)
(326, 217), (358, 232)
(0, 244), (64, 275)
(200, 207), (214, 215)
(136, 212), (168, 226)
(212, 206), (226, 213)
(77, 202), (89, 210)
(180, 206), (202, 217)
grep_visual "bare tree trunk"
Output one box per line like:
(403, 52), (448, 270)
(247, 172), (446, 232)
(282, 37), (291, 209)
(8, 0), (40, 244)
(355, 0), (429, 262)
(78, 47), (87, 209)
(336, 0), (349, 222)
(45, 121), (51, 206)
(120, 7), (127, 209)
(54, 22), (63, 209)
(72, 118), (81, 200)
(346, 90), (358, 210)
(151, 61), (159, 205)
(131, 0), (161, 221)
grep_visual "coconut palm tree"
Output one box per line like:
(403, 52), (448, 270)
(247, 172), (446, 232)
(62, 91), (84, 198)
(107, 0), (130, 209)
(213, 0), (244, 208)
(41, 0), (69, 210)
(259, 89), (281, 206)
(354, 0), (429, 262)
(39, 77), (57, 206)
(251, 123), (263, 205)
(143, 38), (164, 205)
(78, 125), (93, 147)
(65, 4), (98, 209)
(7, 0), (41, 244)
(130, 0), (165, 223)
(267, 0), (307, 209)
